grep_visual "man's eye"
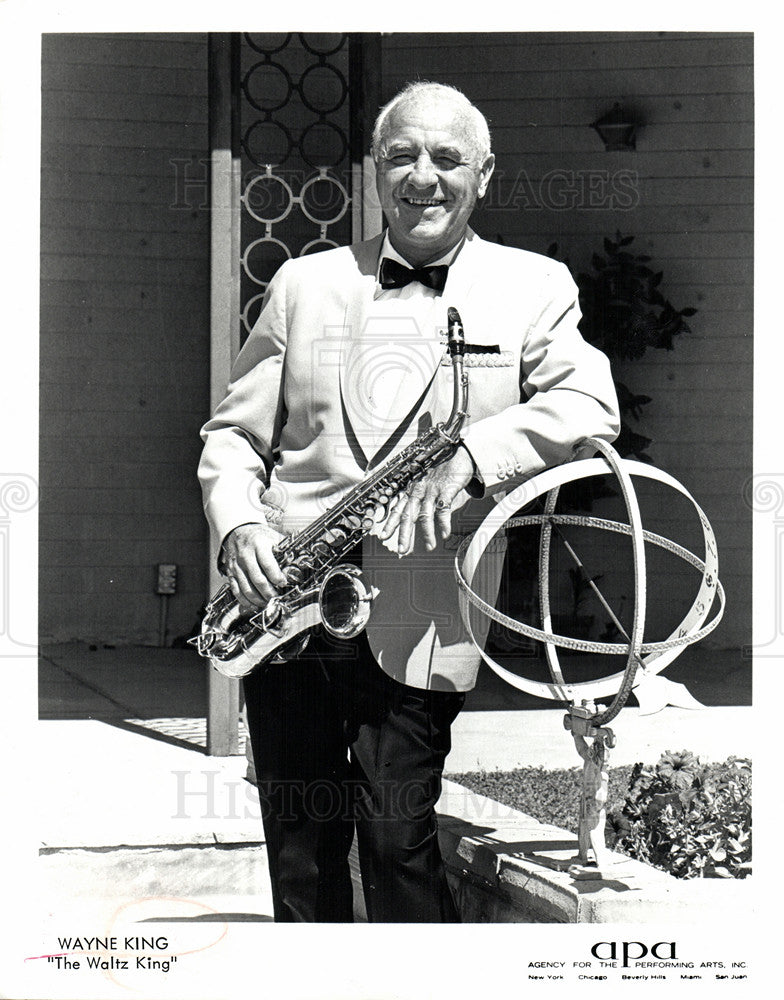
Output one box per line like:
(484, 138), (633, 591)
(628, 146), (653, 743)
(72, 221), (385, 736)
(435, 157), (460, 168)
(388, 153), (415, 165)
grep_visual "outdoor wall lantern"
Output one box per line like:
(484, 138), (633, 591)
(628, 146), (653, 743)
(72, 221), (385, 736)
(591, 103), (639, 151)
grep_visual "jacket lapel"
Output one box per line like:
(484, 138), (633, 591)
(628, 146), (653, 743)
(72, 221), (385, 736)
(336, 236), (383, 469)
(440, 229), (482, 322)
(337, 231), (488, 469)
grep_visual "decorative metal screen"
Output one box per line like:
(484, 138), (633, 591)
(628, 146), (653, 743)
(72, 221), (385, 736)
(239, 32), (352, 340)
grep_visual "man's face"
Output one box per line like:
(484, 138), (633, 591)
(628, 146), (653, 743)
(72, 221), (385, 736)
(374, 97), (495, 266)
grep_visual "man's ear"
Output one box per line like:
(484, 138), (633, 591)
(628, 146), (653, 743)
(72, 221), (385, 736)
(477, 154), (495, 199)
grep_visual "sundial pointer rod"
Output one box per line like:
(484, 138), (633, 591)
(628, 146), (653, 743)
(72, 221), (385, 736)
(548, 519), (631, 644)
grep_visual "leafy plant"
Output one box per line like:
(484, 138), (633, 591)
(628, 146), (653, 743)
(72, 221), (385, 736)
(607, 752), (752, 879)
(574, 233), (697, 359)
(548, 232), (698, 463)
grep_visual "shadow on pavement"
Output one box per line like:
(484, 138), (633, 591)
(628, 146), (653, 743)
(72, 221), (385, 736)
(38, 639), (751, 753)
(463, 645), (751, 711)
(39, 641), (212, 753)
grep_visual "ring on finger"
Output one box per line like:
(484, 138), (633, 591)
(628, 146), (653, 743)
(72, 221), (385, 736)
(435, 497), (452, 511)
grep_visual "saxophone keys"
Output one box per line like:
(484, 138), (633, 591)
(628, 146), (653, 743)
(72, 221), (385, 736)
(284, 565), (305, 585)
(362, 503), (387, 526)
(323, 527), (348, 547)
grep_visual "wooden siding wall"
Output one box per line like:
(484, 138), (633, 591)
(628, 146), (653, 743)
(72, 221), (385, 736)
(39, 33), (211, 645)
(38, 31), (752, 653)
(381, 32), (753, 649)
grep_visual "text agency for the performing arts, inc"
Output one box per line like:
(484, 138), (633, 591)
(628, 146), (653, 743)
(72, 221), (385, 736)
(523, 940), (748, 983)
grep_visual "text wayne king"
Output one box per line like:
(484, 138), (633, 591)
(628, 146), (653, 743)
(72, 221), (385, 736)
(56, 936), (169, 951)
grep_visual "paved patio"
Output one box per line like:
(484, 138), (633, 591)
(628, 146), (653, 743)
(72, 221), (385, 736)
(35, 640), (753, 926)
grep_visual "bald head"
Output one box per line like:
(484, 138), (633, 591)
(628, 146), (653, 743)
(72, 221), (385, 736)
(371, 82), (495, 266)
(371, 82), (492, 166)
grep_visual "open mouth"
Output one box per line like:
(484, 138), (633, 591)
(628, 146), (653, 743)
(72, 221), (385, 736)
(401, 196), (444, 208)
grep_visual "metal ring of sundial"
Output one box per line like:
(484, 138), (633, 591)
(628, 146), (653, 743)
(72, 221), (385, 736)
(455, 439), (724, 721)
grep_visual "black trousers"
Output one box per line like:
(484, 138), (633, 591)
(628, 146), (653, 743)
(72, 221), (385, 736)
(243, 628), (464, 922)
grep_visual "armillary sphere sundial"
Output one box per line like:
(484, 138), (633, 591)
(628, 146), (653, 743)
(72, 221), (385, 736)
(455, 438), (725, 878)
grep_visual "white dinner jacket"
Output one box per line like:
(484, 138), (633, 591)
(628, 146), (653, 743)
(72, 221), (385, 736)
(198, 229), (619, 691)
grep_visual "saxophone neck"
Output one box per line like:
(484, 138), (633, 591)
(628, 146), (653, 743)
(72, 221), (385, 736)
(444, 306), (469, 442)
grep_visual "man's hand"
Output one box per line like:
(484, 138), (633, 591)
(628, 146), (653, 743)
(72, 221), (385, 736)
(222, 522), (289, 609)
(378, 445), (476, 555)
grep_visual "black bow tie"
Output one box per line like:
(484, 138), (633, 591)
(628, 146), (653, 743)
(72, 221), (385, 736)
(379, 257), (449, 293)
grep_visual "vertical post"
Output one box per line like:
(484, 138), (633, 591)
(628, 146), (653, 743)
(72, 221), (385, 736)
(348, 34), (383, 241)
(206, 32), (241, 756)
(562, 706), (618, 879)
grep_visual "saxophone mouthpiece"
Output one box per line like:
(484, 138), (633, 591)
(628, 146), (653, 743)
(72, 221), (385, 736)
(446, 306), (465, 356)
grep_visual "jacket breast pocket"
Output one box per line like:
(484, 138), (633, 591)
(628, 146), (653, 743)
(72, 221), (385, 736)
(439, 351), (520, 417)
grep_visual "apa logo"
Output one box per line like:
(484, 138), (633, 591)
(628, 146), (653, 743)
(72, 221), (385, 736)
(591, 941), (677, 967)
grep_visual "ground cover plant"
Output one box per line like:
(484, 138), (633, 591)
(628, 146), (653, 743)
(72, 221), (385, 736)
(448, 752), (751, 880)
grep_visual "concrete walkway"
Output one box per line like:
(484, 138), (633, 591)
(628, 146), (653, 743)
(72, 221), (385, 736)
(36, 641), (753, 924)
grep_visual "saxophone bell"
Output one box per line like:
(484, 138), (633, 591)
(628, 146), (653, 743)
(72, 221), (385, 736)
(319, 564), (379, 639)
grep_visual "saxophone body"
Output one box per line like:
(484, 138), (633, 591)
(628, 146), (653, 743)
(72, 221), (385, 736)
(193, 307), (470, 679)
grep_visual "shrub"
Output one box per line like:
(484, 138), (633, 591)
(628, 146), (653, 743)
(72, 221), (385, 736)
(607, 752), (751, 879)
(449, 765), (634, 835)
(548, 232), (698, 465)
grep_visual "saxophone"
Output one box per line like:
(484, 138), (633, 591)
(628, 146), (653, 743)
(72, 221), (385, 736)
(192, 306), (470, 678)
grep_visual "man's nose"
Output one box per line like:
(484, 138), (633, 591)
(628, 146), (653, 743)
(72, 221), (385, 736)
(408, 154), (438, 187)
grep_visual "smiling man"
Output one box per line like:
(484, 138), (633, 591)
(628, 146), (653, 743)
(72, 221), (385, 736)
(198, 82), (619, 923)
(372, 86), (495, 267)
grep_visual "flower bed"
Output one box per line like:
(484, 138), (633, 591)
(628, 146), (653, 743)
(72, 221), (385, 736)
(448, 753), (751, 880)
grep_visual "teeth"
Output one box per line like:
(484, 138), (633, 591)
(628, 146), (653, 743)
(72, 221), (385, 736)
(405, 198), (442, 206)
